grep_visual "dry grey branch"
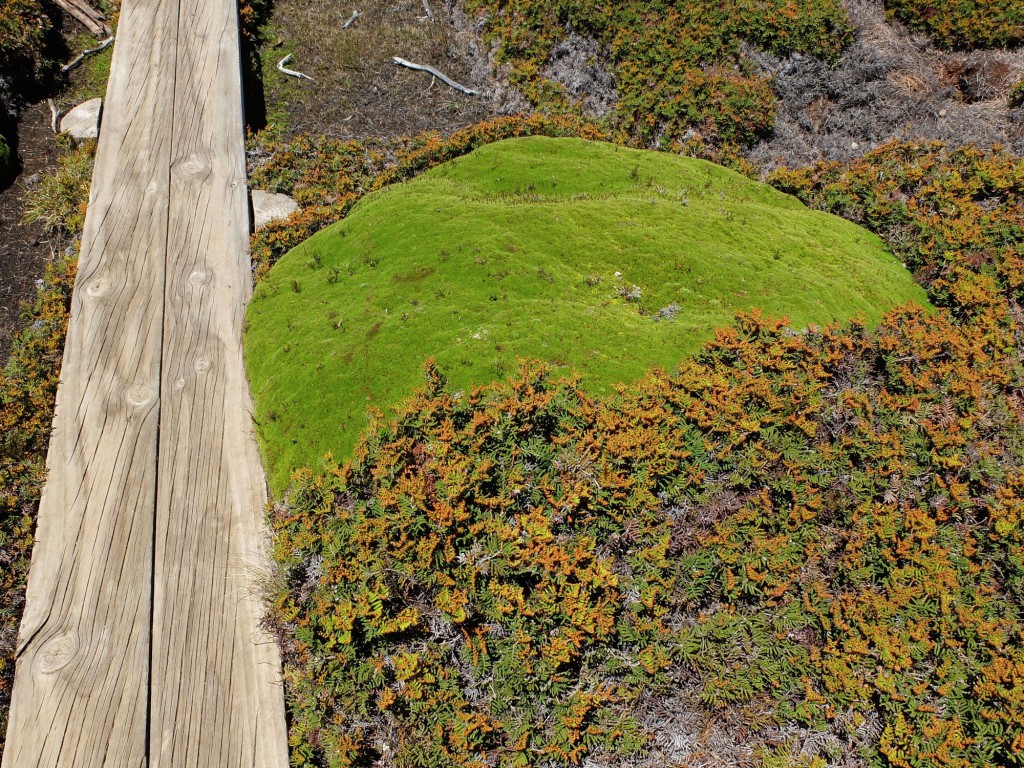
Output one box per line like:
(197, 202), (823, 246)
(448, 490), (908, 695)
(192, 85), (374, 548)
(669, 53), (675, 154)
(392, 56), (478, 95)
(53, 0), (111, 36)
(61, 35), (114, 74)
(342, 9), (360, 29)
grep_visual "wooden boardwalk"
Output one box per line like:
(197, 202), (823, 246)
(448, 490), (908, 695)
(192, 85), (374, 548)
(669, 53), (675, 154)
(0, 0), (289, 764)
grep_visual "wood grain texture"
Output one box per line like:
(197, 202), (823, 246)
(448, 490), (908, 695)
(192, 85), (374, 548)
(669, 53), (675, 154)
(149, 0), (288, 762)
(1, 0), (288, 761)
(0, 0), (177, 763)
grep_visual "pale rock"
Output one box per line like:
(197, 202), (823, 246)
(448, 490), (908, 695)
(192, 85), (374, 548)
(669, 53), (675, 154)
(251, 190), (299, 230)
(60, 98), (102, 140)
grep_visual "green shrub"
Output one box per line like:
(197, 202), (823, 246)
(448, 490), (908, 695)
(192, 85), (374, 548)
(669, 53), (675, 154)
(1009, 79), (1024, 109)
(0, 0), (52, 105)
(0, 127), (91, 765)
(768, 141), (1024, 310)
(267, 140), (1024, 768)
(883, 0), (1024, 48)
(0, 257), (76, 760)
(462, 0), (854, 150)
(0, 0), (47, 64)
(272, 302), (1023, 767)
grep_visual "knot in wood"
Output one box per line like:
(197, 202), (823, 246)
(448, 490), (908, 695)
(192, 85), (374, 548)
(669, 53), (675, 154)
(36, 631), (79, 674)
(179, 155), (209, 178)
(85, 278), (109, 297)
(125, 385), (155, 407)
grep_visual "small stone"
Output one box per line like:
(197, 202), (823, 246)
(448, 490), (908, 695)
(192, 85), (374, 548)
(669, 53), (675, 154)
(23, 173), (41, 187)
(60, 98), (103, 140)
(251, 190), (300, 230)
(851, 141), (859, 149)
(939, 109), (947, 117)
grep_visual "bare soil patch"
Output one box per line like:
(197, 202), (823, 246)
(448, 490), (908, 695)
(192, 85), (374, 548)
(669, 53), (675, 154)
(254, 0), (524, 140)
(0, 101), (63, 367)
(0, 16), (113, 367)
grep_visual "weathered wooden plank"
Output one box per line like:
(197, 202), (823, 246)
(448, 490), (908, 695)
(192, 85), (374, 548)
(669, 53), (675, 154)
(148, 0), (288, 763)
(0, 0), (178, 763)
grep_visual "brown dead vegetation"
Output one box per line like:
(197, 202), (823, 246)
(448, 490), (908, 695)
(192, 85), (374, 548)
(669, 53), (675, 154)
(746, 0), (1024, 169)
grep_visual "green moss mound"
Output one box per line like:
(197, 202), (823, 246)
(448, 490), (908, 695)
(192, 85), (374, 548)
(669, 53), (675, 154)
(245, 137), (930, 493)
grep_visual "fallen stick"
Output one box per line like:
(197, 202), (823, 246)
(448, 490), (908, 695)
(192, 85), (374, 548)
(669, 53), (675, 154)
(277, 54), (315, 82)
(61, 35), (114, 73)
(70, 0), (105, 25)
(53, 0), (110, 36)
(420, 0), (434, 21)
(343, 9), (360, 28)
(47, 99), (60, 134)
(392, 56), (478, 95)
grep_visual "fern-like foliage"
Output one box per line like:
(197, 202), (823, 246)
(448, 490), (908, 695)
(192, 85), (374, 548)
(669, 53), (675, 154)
(267, 140), (1024, 768)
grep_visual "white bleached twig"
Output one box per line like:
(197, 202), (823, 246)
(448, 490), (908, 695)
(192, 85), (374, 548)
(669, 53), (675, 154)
(392, 56), (478, 95)
(420, 0), (434, 21)
(47, 99), (60, 134)
(61, 35), (114, 73)
(343, 9), (360, 28)
(277, 54), (315, 82)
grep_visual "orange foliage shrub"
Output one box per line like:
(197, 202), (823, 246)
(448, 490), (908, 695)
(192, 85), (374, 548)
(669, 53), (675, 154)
(268, 140), (1024, 766)
(883, 0), (1024, 49)
(0, 258), (76, 758)
(272, 300), (1024, 766)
